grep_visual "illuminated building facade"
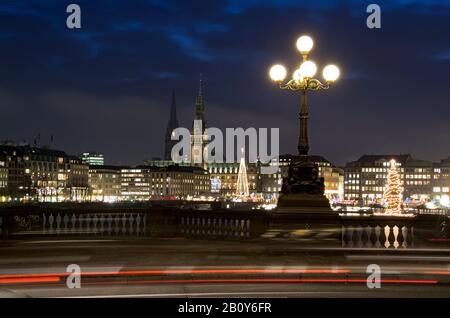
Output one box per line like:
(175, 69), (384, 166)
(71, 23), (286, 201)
(121, 165), (210, 201)
(88, 165), (122, 202)
(23, 147), (68, 202)
(0, 154), (8, 201)
(260, 167), (282, 200)
(431, 157), (450, 204)
(403, 159), (433, 201)
(67, 156), (89, 201)
(0, 145), (89, 202)
(153, 165), (210, 198)
(344, 154), (435, 205)
(121, 167), (151, 201)
(147, 159), (260, 198)
(207, 162), (259, 197)
(0, 145), (29, 201)
(80, 152), (105, 166)
(322, 165), (345, 202)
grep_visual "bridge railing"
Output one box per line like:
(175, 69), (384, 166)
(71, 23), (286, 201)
(341, 216), (415, 248)
(0, 205), (448, 248)
(0, 205), (268, 240)
(41, 212), (147, 236)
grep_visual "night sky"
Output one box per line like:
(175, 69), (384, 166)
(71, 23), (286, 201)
(1, 0), (449, 166)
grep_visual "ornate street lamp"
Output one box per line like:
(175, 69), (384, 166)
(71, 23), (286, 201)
(269, 35), (340, 156)
(269, 35), (340, 210)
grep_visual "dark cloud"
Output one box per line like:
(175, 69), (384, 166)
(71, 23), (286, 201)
(0, 0), (449, 166)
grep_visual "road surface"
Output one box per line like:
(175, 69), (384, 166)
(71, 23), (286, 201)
(0, 238), (449, 298)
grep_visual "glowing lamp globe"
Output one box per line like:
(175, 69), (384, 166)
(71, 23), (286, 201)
(269, 64), (287, 82)
(323, 64), (340, 82)
(296, 35), (314, 54)
(293, 68), (303, 81)
(299, 60), (317, 78)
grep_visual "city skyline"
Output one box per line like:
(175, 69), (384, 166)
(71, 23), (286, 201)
(2, 0), (450, 302)
(2, 73), (450, 168)
(0, 1), (450, 166)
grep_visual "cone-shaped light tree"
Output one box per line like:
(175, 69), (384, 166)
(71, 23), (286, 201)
(236, 148), (250, 197)
(384, 159), (403, 214)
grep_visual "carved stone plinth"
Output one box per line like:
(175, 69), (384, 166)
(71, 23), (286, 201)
(277, 156), (332, 212)
(266, 209), (340, 244)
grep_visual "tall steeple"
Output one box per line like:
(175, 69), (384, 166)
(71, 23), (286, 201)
(191, 77), (207, 166)
(164, 91), (179, 160)
(194, 77), (205, 126)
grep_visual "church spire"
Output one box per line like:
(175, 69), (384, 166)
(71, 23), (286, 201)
(191, 76), (207, 166)
(164, 91), (179, 160)
(194, 77), (205, 124)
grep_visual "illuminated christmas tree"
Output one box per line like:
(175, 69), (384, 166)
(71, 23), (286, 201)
(236, 148), (249, 197)
(384, 159), (403, 214)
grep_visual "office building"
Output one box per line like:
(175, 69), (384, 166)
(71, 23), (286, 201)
(81, 152), (105, 166)
(121, 165), (210, 201)
(431, 157), (450, 203)
(67, 156), (89, 201)
(88, 165), (122, 202)
(121, 167), (151, 201)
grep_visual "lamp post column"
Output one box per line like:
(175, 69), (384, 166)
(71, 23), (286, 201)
(298, 89), (309, 156)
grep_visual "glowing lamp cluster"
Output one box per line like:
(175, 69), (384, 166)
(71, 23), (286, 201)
(269, 35), (340, 86)
(267, 34), (341, 157)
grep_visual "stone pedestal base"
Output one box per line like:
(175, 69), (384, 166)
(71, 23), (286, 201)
(264, 208), (341, 245)
(277, 193), (331, 210)
(263, 155), (340, 244)
(266, 194), (339, 244)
